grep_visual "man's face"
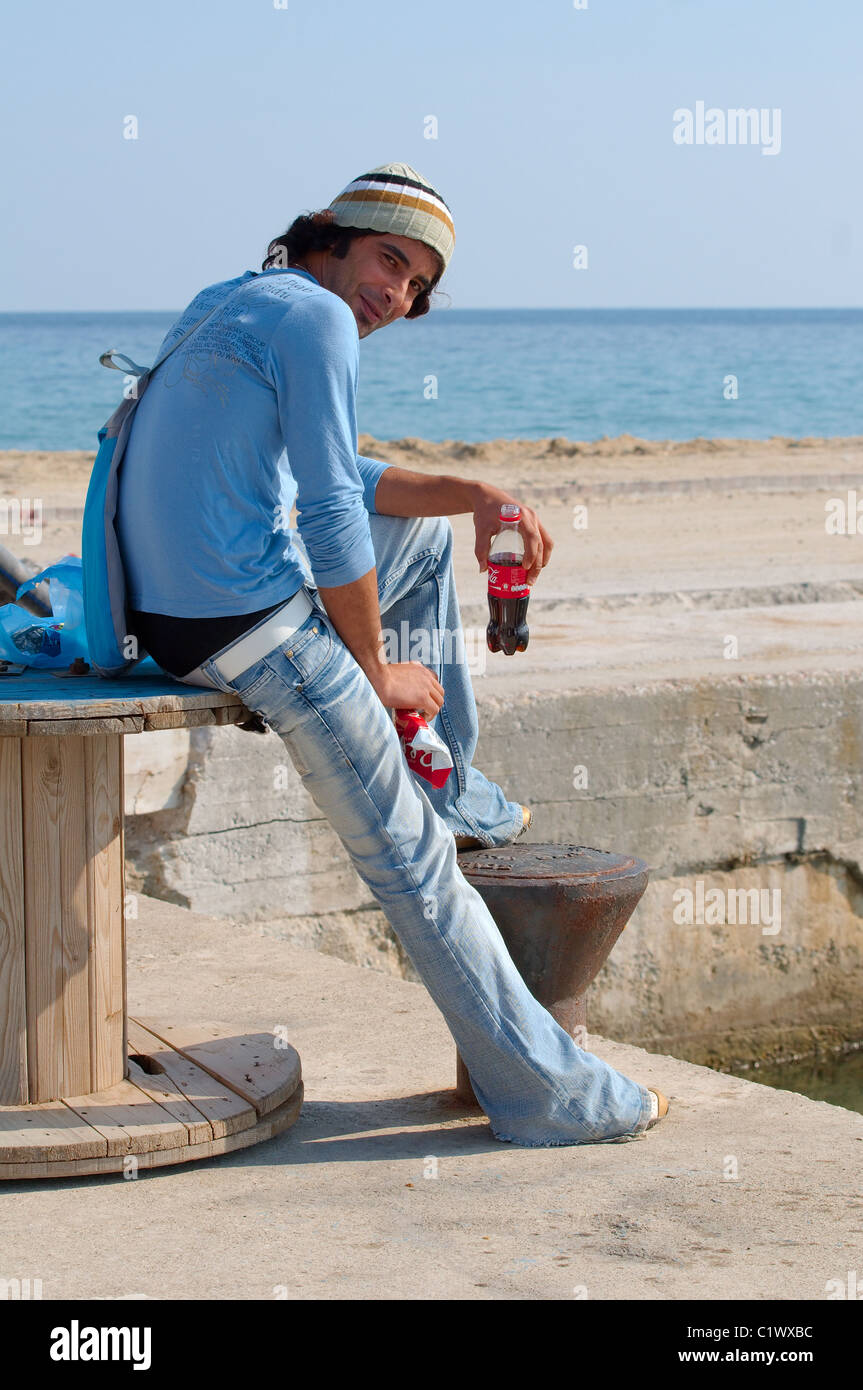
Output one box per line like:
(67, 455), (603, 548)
(320, 232), (440, 338)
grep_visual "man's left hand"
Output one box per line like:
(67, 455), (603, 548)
(472, 483), (553, 585)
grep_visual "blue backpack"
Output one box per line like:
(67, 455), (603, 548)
(81, 300), (222, 677)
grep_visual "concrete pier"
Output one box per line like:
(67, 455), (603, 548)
(2, 894), (860, 1301)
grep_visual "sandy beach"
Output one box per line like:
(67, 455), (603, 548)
(4, 431), (862, 511)
(4, 433), (862, 689)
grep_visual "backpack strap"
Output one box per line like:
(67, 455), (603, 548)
(99, 269), (304, 378)
(98, 350), (149, 377)
(98, 298), (225, 378)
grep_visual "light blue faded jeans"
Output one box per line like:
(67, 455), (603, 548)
(198, 514), (653, 1145)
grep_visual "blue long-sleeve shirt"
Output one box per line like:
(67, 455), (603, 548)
(117, 267), (391, 617)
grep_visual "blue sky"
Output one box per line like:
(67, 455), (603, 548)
(1, 0), (859, 311)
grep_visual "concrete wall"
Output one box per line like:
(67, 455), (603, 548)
(124, 670), (863, 1066)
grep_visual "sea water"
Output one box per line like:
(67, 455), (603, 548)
(727, 1050), (863, 1115)
(1, 307), (861, 451)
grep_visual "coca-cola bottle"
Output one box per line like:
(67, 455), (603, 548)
(486, 503), (530, 655)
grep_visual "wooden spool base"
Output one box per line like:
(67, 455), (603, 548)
(0, 1019), (303, 1180)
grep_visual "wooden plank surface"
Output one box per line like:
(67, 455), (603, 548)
(126, 1021), (257, 1137)
(0, 1026), (304, 1175)
(58, 738), (91, 1097)
(28, 716), (145, 736)
(22, 737), (65, 1102)
(116, 737), (128, 1079)
(125, 1058), (213, 1145)
(0, 662), (244, 733)
(134, 1019), (302, 1118)
(0, 1083), (302, 1179)
(86, 735), (125, 1092)
(0, 739), (27, 1104)
(142, 706), (244, 731)
(63, 1077), (189, 1156)
(0, 1099), (108, 1163)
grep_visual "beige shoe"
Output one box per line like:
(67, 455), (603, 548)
(455, 805), (531, 853)
(645, 1088), (670, 1129)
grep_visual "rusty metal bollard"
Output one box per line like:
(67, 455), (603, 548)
(454, 844), (649, 1105)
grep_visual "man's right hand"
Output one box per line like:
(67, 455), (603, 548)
(368, 660), (444, 721)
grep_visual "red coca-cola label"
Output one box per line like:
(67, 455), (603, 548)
(393, 709), (453, 789)
(402, 740), (451, 789)
(487, 562), (529, 597)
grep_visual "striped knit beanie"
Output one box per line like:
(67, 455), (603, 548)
(327, 163), (455, 274)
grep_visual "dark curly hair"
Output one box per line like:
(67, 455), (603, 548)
(261, 211), (445, 319)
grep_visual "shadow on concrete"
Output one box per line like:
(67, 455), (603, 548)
(235, 1090), (506, 1167)
(0, 1090), (502, 1192)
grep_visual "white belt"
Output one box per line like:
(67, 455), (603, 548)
(177, 587), (317, 690)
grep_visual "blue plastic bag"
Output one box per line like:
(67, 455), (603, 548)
(0, 555), (90, 670)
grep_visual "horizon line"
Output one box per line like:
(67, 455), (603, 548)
(2, 304), (862, 315)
